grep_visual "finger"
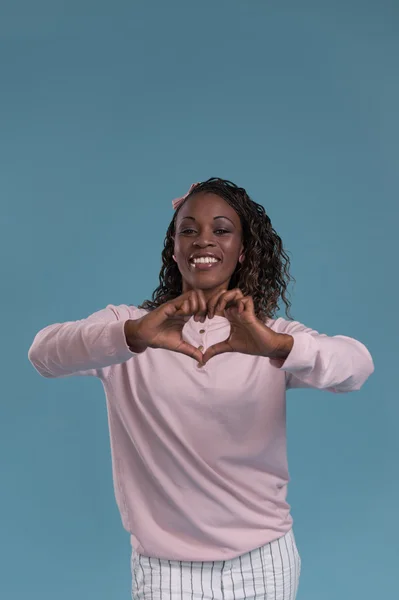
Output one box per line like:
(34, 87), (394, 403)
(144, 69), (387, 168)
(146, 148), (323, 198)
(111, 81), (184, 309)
(163, 299), (186, 319)
(214, 289), (244, 315)
(234, 297), (248, 314)
(174, 298), (192, 317)
(175, 340), (204, 364)
(202, 340), (233, 364)
(238, 296), (255, 318)
(225, 305), (239, 317)
(194, 289), (208, 323)
(207, 289), (228, 319)
(188, 292), (199, 318)
(190, 289), (205, 322)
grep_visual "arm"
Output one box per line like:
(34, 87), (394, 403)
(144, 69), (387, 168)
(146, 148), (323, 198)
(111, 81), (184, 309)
(269, 318), (374, 393)
(28, 304), (139, 379)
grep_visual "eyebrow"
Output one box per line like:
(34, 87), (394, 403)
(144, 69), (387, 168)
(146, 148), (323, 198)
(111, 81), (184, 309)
(179, 216), (236, 226)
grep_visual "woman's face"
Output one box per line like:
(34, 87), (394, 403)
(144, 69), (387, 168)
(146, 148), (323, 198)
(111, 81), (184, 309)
(173, 192), (244, 301)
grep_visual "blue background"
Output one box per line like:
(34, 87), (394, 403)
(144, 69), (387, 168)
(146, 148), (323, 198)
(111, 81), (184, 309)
(1, 1), (397, 598)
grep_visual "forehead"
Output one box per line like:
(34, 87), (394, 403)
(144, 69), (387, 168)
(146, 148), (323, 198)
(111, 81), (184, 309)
(177, 192), (241, 226)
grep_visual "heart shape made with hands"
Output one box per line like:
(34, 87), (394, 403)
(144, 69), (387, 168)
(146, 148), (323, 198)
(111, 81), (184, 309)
(195, 288), (283, 365)
(132, 288), (289, 366)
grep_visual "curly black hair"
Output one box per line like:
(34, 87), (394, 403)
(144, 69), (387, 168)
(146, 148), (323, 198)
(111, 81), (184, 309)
(138, 177), (295, 322)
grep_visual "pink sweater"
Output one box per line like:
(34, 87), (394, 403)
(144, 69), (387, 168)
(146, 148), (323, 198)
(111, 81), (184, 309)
(28, 304), (374, 561)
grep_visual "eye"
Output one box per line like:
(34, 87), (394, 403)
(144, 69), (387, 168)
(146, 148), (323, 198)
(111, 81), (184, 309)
(180, 229), (230, 235)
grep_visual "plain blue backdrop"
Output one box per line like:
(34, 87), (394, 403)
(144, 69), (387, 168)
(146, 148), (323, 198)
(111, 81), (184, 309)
(1, 1), (397, 599)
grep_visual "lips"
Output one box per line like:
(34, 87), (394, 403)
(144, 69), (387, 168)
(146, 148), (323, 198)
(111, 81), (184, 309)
(189, 260), (221, 271)
(189, 251), (222, 261)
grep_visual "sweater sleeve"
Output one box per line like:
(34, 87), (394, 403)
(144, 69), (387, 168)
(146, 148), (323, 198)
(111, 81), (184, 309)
(28, 304), (138, 379)
(268, 318), (374, 393)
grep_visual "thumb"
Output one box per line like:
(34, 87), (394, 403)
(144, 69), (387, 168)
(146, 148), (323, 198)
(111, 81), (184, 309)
(175, 340), (204, 364)
(202, 341), (232, 364)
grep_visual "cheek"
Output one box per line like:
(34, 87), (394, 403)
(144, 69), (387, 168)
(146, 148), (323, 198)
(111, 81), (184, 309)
(223, 241), (242, 263)
(173, 243), (184, 261)
(174, 238), (189, 254)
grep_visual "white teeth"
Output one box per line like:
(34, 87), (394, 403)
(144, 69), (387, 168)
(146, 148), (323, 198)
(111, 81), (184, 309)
(191, 257), (219, 264)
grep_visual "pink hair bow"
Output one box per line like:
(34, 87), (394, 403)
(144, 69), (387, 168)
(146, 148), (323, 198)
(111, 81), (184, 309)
(171, 182), (200, 210)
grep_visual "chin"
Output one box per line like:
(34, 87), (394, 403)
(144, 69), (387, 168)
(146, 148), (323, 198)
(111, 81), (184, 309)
(185, 275), (230, 291)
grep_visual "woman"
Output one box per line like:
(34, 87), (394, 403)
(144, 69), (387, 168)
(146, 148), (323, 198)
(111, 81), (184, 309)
(28, 177), (374, 599)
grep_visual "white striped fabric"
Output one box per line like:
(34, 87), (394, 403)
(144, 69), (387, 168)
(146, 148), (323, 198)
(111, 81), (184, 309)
(131, 528), (301, 599)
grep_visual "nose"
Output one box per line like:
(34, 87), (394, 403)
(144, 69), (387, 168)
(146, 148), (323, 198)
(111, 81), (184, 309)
(193, 234), (217, 247)
(193, 240), (217, 247)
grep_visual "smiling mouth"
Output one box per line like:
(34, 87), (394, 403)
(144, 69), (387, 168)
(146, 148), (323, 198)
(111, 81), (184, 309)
(189, 259), (221, 270)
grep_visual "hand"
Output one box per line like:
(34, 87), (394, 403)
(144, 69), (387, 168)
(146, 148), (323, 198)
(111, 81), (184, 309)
(126, 290), (208, 364)
(202, 288), (292, 365)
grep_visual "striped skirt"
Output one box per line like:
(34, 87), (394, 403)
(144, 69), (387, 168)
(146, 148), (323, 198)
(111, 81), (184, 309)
(131, 528), (301, 599)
